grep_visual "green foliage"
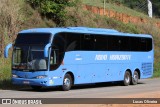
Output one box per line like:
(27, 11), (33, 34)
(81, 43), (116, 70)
(27, 0), (77, 26)
(104, 18), (140, 34)
(152, 0), (160, 17)
(0, 0), (56, 89)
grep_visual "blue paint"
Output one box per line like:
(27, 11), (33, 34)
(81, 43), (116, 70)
(4, 43), (12, 58)
(4, 27), (154, 89)
(44, 43), (51, 58)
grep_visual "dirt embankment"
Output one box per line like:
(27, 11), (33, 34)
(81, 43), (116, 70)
(83, 5), (160, 28)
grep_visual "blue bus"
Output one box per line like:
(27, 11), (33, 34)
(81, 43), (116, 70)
(4, 27), (154, 91)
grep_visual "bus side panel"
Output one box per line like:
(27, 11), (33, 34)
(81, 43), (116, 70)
(91, 64), (106, 83)
(76, 65), (92, 84)
(46, 64), (78, 86)
(62, 50), (153, 85)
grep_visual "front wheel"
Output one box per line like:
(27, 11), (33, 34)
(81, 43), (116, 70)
(122, 71), (131, 86)
(131, 71), (139, 85)
(62, 74), (72, 91)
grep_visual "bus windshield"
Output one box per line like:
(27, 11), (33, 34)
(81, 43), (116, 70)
(12, 33), (52, 71)
(12, 45), (48, 71)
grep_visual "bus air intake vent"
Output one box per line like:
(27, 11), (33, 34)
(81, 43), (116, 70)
(141, 63), (152, 76)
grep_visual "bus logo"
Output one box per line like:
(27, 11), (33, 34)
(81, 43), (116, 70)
(95, 54), (131, 61)
(95, 55), (108, 60)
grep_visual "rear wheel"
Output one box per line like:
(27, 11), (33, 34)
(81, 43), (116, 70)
(131, 71), (139, 85)
(123, 71), (131, 86)
(31, 85), (42, 90)
(62, 74), (72, 91)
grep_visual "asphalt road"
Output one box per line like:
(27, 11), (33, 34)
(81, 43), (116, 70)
(0, 78), (159, 98)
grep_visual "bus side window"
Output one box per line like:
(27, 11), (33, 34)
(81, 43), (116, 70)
(50, 50), (56, 65)
(66, 41), (76, 51)
(50, 49), (59, 70)
(81, 34), (95, 50)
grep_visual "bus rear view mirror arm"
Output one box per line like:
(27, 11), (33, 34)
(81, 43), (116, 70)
(44, 43), (51, 58)
(4, 43), (13, 58)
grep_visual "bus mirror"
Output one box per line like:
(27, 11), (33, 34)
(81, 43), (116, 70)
(44, 43), (51, 58)
(4, 43), (12, 58)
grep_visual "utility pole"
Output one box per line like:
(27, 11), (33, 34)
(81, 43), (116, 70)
(147, 0), (152, 18)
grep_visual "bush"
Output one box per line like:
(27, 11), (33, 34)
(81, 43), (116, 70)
(0, 0), (24, 39)
(27, 0), (77, 26)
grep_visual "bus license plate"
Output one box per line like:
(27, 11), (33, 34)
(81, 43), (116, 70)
(23, 81), (30, 84)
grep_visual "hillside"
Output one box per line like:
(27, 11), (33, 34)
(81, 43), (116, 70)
(82, 0), (148, 18)
(82, 0), (160, 27)
(81, 0), (160, 77)
(0, 0), (160, 89)
(82, 0), (160, 18)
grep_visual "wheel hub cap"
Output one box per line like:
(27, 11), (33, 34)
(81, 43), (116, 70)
(64, 78), (70, 87)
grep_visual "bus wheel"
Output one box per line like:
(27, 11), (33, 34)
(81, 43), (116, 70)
(31, 85), (42, 90)
(131, 71), (139, 85)
(62, 74), (72, 91)
(123, 71), (131, 86)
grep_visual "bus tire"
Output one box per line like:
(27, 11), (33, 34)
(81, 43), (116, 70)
(123, 71), (131, 86)
(62, 74), (72, 91)
(131, 71), (139, 85)
(31, 85), (42, 90)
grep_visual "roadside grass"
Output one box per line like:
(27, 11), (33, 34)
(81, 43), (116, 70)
(0, 58), (12, 89)
(0, 58), (29, 90)
(0, 79), (28, 90)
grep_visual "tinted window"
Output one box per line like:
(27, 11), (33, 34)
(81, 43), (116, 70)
(65, 33), (81, 51)
(15, 33), (51, 45)
(54, 33), (81, 51)
(119, 37), (130, 51)
(146, 38), (152, 51)
(81, 34), (95, 51)
(53, 34), (66, 52)
(108, 36), (120, 51)
(130, 37), (152, 51)
(130, 37), (141, 51)
(95, 35), (108, 51)
(53, 33), (152, 52)
(52, 34), (66, 66)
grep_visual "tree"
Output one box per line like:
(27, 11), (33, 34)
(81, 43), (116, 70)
(152, 0), (160, 17)
(27, 0), (76, 26)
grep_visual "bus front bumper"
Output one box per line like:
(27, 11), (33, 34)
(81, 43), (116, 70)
(11, 78), (56, 87)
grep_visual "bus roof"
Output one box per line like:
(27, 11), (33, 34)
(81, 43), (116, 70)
(19, 27), (152, 38)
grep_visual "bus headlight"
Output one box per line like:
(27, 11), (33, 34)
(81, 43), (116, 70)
(12, 74), (18, 78)
(35, 75), (47, 79)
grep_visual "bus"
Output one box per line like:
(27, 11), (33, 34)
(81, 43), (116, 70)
(4, 27), (154, 91)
